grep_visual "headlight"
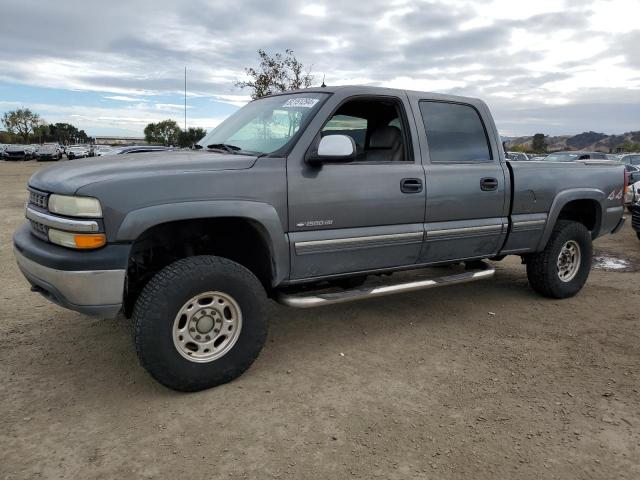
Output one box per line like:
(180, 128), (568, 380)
(48, 229), (106, 249)
(48, 194), (103, 218)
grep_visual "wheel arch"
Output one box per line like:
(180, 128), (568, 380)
(537, 189), (604, 251)
(118, 201), (289, 315)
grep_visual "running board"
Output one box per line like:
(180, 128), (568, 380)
(276, 262), (495, 308)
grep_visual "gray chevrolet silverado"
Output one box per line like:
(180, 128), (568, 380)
(14, 86), (626, 391)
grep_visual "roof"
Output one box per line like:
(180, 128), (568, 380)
(265, 85), (483, 105)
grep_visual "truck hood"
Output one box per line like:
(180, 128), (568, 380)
(29, 150), (258, 194)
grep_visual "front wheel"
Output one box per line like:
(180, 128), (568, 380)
(526, 220), (592, 299)
(132, 255), (268, 392)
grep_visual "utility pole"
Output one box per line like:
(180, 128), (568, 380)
(184, 67), (187, 131)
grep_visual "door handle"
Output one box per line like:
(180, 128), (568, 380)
(480, 177), (498, 191)
(400, 178), (423, 193)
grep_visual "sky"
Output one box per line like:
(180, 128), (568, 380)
(0, 0), (638, 137)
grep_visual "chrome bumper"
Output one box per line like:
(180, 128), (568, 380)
(14, 248), (125, 318)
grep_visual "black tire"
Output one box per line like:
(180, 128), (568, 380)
(526, 220), (592, 299)
(636, 232), (640, 241)
(132, 255), (268, 392)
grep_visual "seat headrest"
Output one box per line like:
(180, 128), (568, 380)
(369, 126), (401, 149)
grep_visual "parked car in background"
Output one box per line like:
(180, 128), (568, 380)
(529, 155), (547, 161)
(544, 151), (609, 162)
(35, 145), (62, 161)
(66, 145), (89, 159)
(624, 164), (640, 183)
(505, 151), (529, 161)
(620, 153), (640, 166)
(630, 202), (640, 240)
(3, 144), (32, 160)
(624, 179), (640, 209)
(93, 146), (115, 156)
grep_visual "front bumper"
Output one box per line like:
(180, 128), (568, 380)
(13, 223), (129, 318)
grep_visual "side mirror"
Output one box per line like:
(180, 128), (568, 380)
(306, 134), (356, 165)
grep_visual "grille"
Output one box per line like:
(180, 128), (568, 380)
(29, 220), (49, 240)
(29, 190), (49, 210)
(632, 209), (640, 230)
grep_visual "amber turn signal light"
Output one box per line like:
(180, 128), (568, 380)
(74, 234), (106, 249)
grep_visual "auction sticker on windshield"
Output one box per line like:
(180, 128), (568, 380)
(282, 98), (319, 108)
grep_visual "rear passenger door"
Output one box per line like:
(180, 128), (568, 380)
(413, 100), (509, 263)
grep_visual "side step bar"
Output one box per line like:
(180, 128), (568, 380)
(276, 262), (495, 308)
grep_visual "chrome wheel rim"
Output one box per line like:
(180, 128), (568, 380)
(172, 291), (242, 363)
(557, 240), (581, 283)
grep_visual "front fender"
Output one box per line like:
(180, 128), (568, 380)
(115, 200), (289, 285)
(536, 188), (605, 251)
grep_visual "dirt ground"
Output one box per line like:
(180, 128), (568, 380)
(1, 160), (639, 480)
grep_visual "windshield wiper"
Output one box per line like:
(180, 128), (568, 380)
(206, 143), (262, 156)
(207, 143), (242, 153)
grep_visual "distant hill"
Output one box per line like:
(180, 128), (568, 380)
(504, 131), (640, 152)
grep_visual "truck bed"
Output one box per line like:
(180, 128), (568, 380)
(501, 160), (625, 254)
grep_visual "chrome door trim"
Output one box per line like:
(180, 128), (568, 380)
(295, 231), (424, 254)
(511, 219), (546, 231)
(427, 224), (503, 238)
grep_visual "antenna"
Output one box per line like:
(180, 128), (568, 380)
(321, 74), (326, 88)
(184, 67), (187, 131)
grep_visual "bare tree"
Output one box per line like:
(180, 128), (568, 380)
(235, 49), (313, 100)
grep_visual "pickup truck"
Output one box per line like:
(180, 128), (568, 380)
(13, 86), (626, 391)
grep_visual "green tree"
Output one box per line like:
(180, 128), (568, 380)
(617, 140), (640, 153)
(48, 123), (90, 144)
(235, 49), (314, 100)
(178, 127), (206, 148)
(0, 130), (16, 143)
(2, 108), (41, 143)
(33, 123), (51, 143)
(144, 120), (181, 146)
(531, 133), (547, 153)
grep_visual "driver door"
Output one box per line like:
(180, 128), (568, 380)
(286, 94), (426, 280)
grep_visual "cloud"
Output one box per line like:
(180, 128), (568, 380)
(0, 0), (638, 136)
(104, 95), (146, 102)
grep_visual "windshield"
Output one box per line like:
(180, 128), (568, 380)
(198, 92), (329, 155)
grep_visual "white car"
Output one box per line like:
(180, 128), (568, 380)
(66, 146), (89, 159)
(505, 151), (529, 161)
(94, 146), (116, 156)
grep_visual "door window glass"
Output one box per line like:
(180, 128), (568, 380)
(419, 101), (492, 162)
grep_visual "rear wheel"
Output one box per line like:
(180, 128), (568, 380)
(526, 220), (592, 298)
(132, 255), (268, 392)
